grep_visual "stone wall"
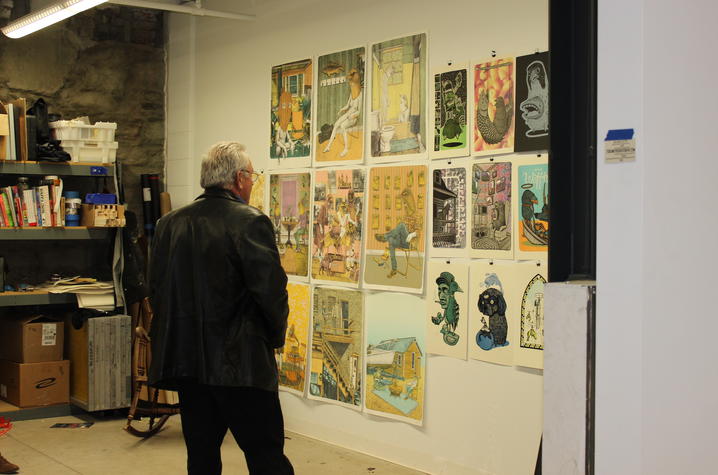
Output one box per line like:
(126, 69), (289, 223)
(0, 5), (165, 225)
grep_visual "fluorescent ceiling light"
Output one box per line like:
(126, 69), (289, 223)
(1, 0), (108, 39)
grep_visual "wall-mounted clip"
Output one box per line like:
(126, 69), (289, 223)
(491, 50), (496, 58)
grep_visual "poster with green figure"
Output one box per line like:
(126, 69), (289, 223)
(315, 47), (366, 166)
(426, 260), (468, 359)
(430, 65), (469, 159)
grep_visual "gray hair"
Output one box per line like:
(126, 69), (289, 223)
(200, 141), (251, 189)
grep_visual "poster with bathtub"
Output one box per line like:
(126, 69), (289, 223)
(514, 52), (550, 153)
(314, 46), (366, 167)
(430, 64), (470, 159)
(472, 56), (515, 157)
(368, 33), (428, 162)
(270, 58), (313, 169)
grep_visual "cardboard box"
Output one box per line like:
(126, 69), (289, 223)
(0, 360), (70, 408)
(0, 315), (64, 363)
(80, 204), (126, 227)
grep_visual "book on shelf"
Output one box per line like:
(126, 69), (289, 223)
(22, 189), (38, 227)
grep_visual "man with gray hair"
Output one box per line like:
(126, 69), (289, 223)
(149, 142), (294, 474)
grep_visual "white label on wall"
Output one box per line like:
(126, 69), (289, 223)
(42, 323), (57, 346)
(143, 187), (152, 202)
(605, 128), (636, 163)
(0, 384), (6, 398)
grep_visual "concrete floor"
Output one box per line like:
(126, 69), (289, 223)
(0, 414), (424, 474)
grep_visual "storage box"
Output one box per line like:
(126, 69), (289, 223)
(59, 139), (118, 164)
(80, 204), (126, 227)
(49, 120), (117, 142)
(0, 315), (64, 363)
(0, 359), (70, 408)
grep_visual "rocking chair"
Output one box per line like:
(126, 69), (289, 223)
(124, 298), (180, 438)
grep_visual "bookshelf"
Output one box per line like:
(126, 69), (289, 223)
(0, 160), (114, 177)
(0, 290), (77, 307)
(0, 226), (113, 240)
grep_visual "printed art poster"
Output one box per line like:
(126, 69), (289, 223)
(369, 33), (427, 161)
(249, 173), (266, 214)
(277, 282), (311, 395)
(269, 172), (311, 278)
(514, 52), (549, 153)
(315, 47), (366, 165)
(363, 164), (428, 293)
(312, 168), (366, 287)
(516, 158), (549, 259)
(270, 59), (312, 168)
(471, 160), (513, 259)
(430, 65), (469, 159)
(512, 262), (547, 369)
(472, 57), (515, 156)
(431, 165), (467, 256)
(468, 260), (515, 366)
(365, 292), (425, 425)
(309, 286), (364, 408)
(426, 260), (468, 359)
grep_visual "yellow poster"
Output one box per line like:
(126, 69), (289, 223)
(277, 282), (311, 395)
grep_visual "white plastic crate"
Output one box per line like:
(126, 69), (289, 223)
(49, 120), (117, 142)
(60, 139), (118, 163)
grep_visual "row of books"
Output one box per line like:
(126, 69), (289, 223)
(0, 98), (34, 162)
(0, 179), (65, 227)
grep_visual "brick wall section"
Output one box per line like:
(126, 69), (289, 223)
(0, 5), (166, 225)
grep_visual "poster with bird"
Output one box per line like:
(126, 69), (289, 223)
(430, 64), (470, 159)
(468, 260), (515, 366)
(426, 260), (469, 359)
(314, 47), (366, 166)
(472, 57), (515, 157)
(514, 156), (549, 259)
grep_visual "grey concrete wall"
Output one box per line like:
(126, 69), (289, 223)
(0, 5), (165, 224)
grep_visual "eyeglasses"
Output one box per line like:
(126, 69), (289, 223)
(240, 169), (260, 183)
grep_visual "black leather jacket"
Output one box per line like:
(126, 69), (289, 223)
(148, 187), (288, 391)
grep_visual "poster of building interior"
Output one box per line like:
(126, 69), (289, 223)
(426, 260), (469, 359)
(315, 47), (366, 166)
(277, 282), (311, 395)
(472, 57), (515, 157)
(365, 291), (425, 425)
(308, 286), (364, 409)
(511, 262), (547, 370)
(430, 163), (468, 257)
(363, 164), (428, 293)
(269, 172), (311, 279)
(468, 260), (515, 366)
(369, 33), (427, 162)
(470, 160), (514, 259)
(515, 156), (549, 259)
(430, 64), (469, 159)
(270, 58), (313, 169)
(514, 51), (550, 153)
(312, 168), (365, 287)
(249, 172), (266, 214)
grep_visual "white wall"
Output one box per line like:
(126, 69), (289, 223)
(166, 0), (547, 473)
(597, 0), (718, 474)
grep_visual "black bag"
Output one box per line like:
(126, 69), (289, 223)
(26, 98), (70, 162)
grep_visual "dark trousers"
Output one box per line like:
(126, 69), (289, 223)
(177, 383), (294, 475)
